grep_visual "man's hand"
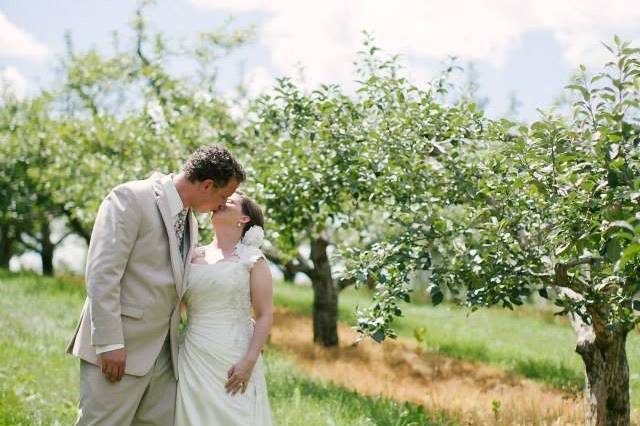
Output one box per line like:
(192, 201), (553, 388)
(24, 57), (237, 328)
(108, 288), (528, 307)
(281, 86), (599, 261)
(99, 348), (127, 382)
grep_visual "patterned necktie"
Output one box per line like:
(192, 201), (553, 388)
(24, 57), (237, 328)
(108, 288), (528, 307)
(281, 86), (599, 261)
(174, 208), (188, 257)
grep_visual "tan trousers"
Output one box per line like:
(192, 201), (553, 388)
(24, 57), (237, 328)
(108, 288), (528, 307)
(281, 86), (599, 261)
(75, 336), (176, 426)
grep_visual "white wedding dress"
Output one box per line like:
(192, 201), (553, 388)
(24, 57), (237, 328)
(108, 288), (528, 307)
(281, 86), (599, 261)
(175, 242), (273, 426)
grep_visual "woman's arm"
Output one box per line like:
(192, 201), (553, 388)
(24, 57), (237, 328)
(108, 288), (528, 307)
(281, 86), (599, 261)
(244, 258), (274, 361)
(225, 258), (273, 395)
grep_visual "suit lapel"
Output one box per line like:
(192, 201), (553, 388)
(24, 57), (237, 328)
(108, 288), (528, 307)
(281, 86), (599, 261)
(152, 175), (184, 296)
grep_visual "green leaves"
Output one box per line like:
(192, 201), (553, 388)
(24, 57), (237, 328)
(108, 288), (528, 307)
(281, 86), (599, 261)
(604, 237), (623, 262)
(2, 5), (251, 252)
(565, 84), (591, 102)
(341, 37), (640, 341)
(7, 18), (640, 344)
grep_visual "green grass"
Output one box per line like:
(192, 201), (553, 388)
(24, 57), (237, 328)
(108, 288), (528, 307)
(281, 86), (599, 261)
(0, 271), (452, 426)
(0, 271), (85, 425)
(274, 281), (640, 407)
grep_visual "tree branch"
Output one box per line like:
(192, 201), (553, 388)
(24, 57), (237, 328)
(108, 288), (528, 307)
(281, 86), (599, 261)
(19, 234), (41, 252)
(62, 208), (90, 245)
(337, 276), (356, 291)
(564, 255), (604, 268)
(554, 285), (597, 351)
(134, 8), (167, 107)
(262, 248), (314, 277)
(554, 255), (603, 294)
(54, 230), (74, 246)
(295, 253), (314, 277)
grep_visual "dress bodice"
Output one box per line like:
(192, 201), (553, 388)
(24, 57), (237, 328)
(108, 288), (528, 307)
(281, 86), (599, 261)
(184, 243), (265, 326)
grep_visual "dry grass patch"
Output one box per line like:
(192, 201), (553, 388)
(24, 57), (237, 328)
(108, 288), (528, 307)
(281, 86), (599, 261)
(269, 306), (588, 425)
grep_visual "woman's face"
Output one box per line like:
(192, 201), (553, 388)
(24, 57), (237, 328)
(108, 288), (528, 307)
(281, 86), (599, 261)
(211, 192), (248, 231)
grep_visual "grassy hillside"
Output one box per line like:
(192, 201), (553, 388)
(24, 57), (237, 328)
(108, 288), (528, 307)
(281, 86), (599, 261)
(0, 271), (448, 426)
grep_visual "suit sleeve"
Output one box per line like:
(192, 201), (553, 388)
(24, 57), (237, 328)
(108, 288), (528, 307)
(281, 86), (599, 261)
(95, 343), (125, 354)
(86, 185), (141, 346)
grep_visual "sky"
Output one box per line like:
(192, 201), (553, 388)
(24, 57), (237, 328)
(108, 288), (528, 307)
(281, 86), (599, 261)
(3, 0), (640, 121)
(2, 0), (640, 272)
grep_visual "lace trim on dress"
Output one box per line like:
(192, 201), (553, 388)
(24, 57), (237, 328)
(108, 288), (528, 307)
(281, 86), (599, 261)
(193, 246), (206, 258)
(233, 241), (265, 269)
(192, 242), (264, 268)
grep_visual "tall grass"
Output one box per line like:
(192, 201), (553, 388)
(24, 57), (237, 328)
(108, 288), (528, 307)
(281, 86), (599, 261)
(0, 271), (450, 425)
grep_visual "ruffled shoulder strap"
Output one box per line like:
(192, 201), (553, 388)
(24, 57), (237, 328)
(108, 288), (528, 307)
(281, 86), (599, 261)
(193, 246), (206, 258)
(233, 242), (266, 270)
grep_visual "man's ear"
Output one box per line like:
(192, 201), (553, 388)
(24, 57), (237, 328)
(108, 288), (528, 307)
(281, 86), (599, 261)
(201, 179), (215, 191)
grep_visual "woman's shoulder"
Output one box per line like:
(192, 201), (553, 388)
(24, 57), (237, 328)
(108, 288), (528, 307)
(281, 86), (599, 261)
(233, 242), (265, 268)
(193, 245), (207, 258)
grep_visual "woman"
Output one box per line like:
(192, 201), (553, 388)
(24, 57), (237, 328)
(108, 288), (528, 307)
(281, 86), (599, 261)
(175, 191), (274, 425)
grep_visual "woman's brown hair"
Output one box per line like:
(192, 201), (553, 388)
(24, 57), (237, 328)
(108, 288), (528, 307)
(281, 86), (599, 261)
(237, 191), (264, 237)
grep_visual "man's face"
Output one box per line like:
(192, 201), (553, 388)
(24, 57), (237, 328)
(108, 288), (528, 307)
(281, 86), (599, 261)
(192, 177), (240, 213)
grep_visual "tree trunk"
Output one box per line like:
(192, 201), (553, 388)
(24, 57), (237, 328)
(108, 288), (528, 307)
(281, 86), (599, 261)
(576, 326), (630, 425)
(309, 236), (339, 347)
(0, 223), (13, 269)
(569, 307), (631, 425)
(40, 221), (55, 276)
(555, 265), (632, 426)
(282, 262), (297, 283)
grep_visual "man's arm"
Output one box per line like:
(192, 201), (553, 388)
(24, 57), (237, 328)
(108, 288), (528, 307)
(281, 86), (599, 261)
(86, 185), (141, 381)
(95, 343), (124, 354)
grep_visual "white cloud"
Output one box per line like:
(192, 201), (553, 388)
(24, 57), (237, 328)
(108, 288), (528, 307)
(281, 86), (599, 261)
(244, 65), (275, 97)
(0, 12), (50, 60)
(190, 0), (267, 13)
(192, 0), (640, 90)
(1, 66), (27, 99)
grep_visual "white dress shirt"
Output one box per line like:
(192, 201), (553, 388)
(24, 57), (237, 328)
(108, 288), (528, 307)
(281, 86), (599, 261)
(95, 174), (185, 355)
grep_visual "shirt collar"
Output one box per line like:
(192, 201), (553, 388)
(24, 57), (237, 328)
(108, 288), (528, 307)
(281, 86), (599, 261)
(162, 173), (185, 218)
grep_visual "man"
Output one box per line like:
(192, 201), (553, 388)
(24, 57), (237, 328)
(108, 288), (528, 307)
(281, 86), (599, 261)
(66, 145), (245, 425)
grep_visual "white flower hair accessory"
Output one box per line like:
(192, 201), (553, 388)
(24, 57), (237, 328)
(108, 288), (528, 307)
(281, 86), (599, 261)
(241, 225), (264, 248)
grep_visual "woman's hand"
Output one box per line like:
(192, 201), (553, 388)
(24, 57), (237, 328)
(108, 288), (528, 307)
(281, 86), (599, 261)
(225, 357), (256, 395)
